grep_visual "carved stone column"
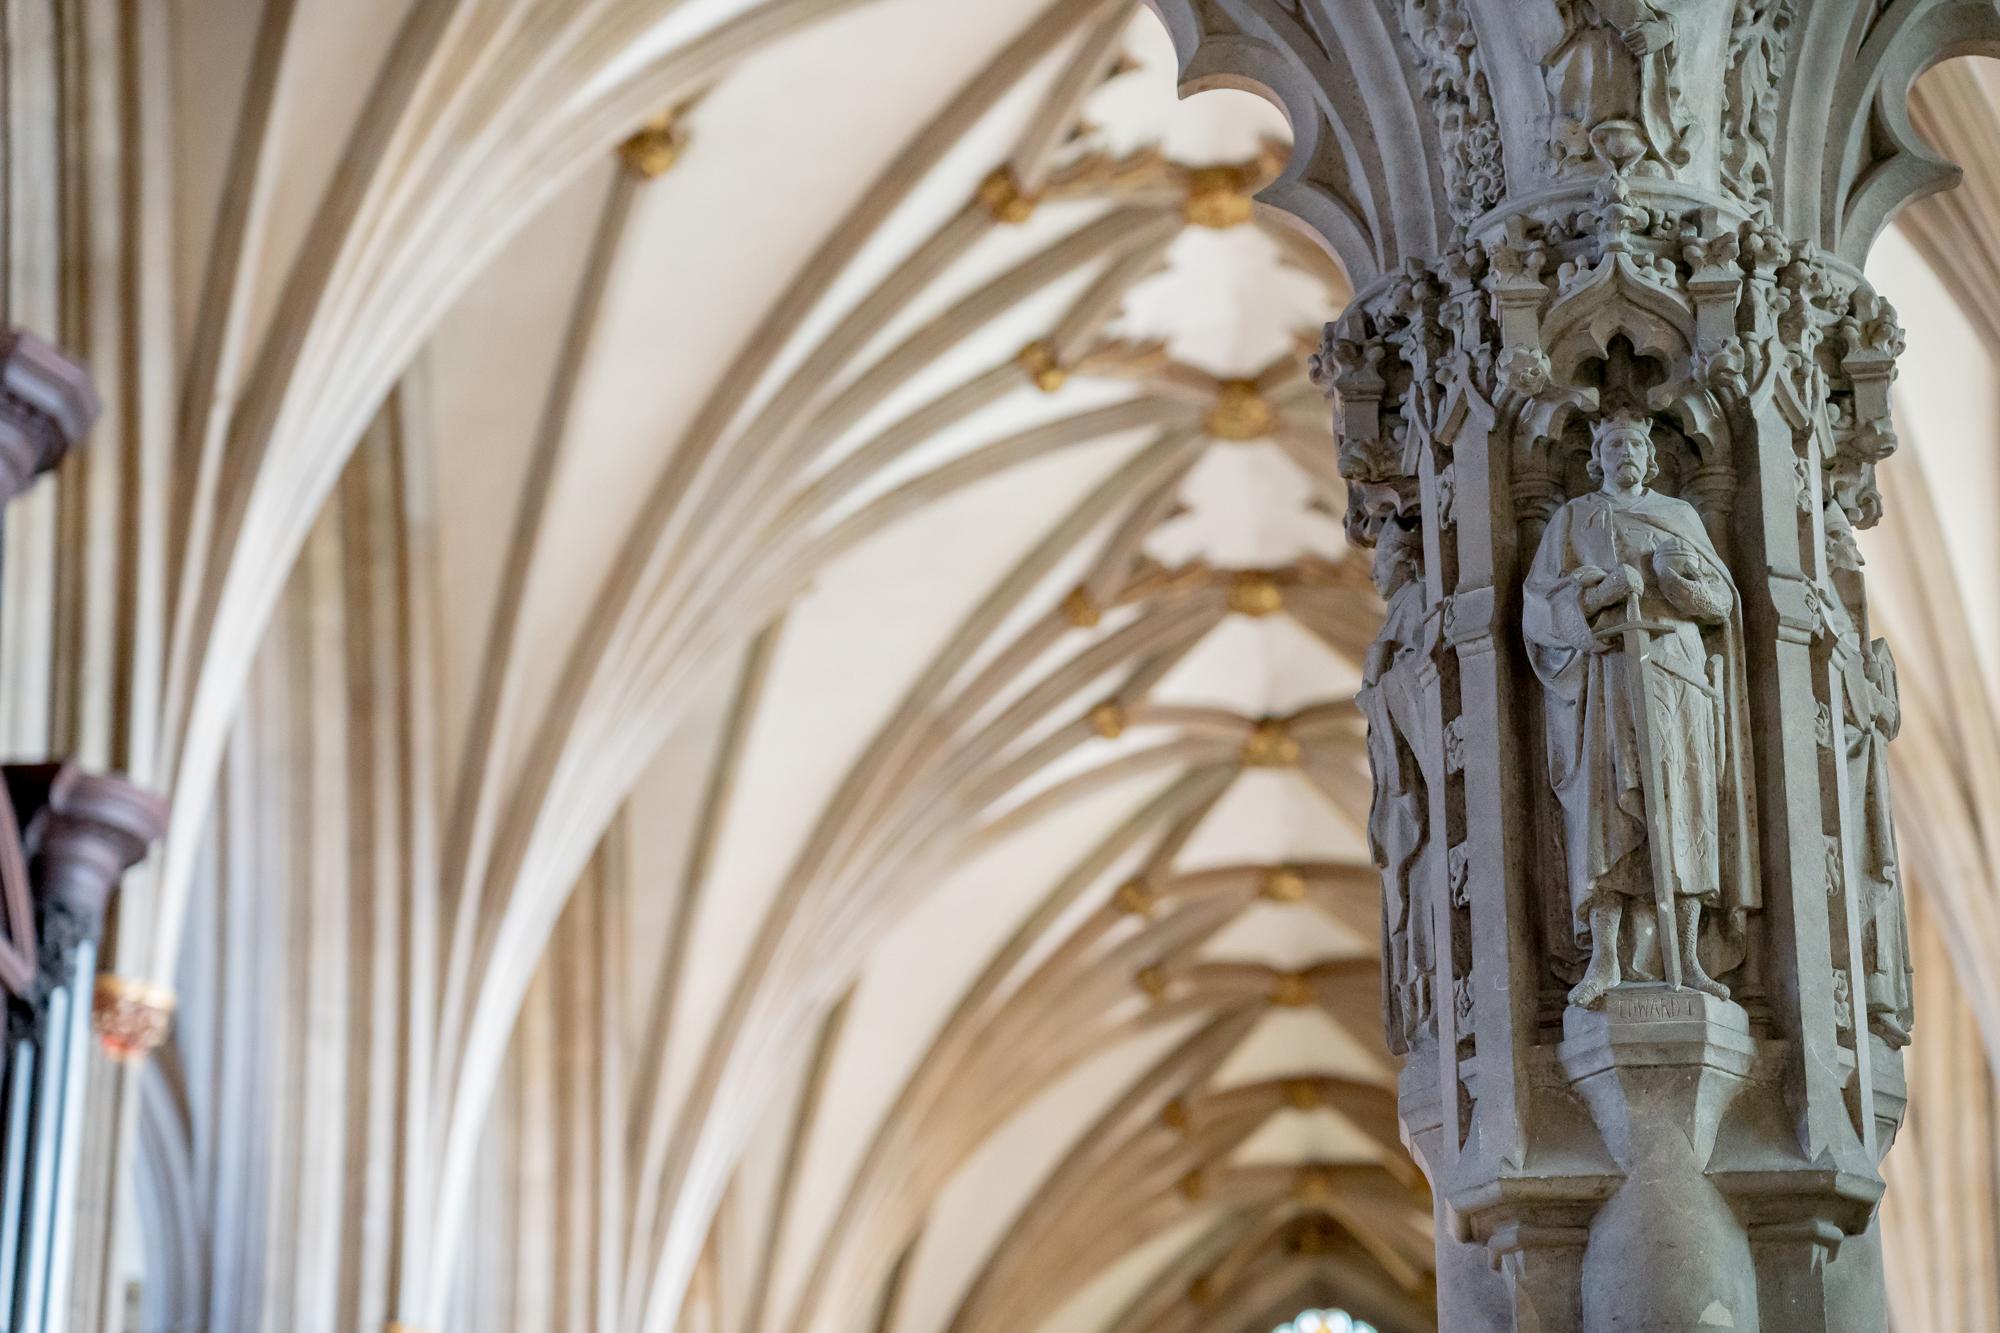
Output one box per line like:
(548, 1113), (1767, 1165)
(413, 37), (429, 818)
(4, 764), (167, 1016)
(1144, 2), (1996, 1327)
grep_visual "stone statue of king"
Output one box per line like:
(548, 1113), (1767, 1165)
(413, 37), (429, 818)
(1524, 412), (1757, 1010)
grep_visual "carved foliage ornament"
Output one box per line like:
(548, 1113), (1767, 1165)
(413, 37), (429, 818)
(1401, 0), (1507, 225)
(1151, 0), (2000, 287)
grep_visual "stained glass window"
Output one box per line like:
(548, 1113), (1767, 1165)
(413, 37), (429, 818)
(1272, 1311), (1379, 1333)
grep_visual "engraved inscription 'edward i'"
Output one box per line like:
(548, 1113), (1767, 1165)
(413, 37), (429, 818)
(1524, 413), (1758, 1010)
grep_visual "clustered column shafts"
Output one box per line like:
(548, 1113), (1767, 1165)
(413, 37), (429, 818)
(0, 330), (166, 1333)
(0, 331), (168, 1033)
(1142, 0), (2000, 1327)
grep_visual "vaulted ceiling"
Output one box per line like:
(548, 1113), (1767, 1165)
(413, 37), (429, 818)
(119, 3), (2000, 1331)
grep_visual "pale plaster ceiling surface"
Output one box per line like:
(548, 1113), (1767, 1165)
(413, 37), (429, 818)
(409, 7), (1413, 1325)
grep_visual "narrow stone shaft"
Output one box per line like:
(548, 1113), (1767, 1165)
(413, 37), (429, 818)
(1141, 1), (2000, 1326)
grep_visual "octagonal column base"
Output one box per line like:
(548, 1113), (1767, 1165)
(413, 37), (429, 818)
(1558, 988), (1759, 1333)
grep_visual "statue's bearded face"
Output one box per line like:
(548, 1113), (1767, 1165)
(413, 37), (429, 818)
(1592, 425), (1653, 491)
(1372, 517), (1421, 596)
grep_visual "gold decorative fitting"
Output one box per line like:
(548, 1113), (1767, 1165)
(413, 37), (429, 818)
(1060, 584), (1102, 629)
(1294, 1163), (1337, 1203)
(1271, 971), (1315, 1008)
(1187, 1274), (1216, 1307)
(1227, 570), (1284, 617)
(1261, 866), (1308, 902)
(1160, 1098), (1191, 1132)
(1241, 719), (1301, 768)
(976, 166), (1040, 224)
(92, 975), (175, 1061)
(1205, 379), (1276, 441)
(618, 111), (688, 180)
(1293, 1219), (1336, 1255)
(1178, 1169), (1209, 1202)
(1284, 1077), (1322, 1110)
(1114, 879), (1157, 916)
(1184, 165), (1255, 229)
(1137, 965), (1170, 998)
(1089, 701), (1128, 740)
(1016, 339), (1069, 393)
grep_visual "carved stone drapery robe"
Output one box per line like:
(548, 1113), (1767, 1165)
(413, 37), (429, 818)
(1359, 529), (1434, 1053)
(1524, 489), (1757, 939)
(1544, 0), (1697, 168)
(1843, 637), (1913, 1038)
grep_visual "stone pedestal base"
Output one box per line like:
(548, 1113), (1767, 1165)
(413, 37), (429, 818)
(1401, 1054), (1514, 1328)
(1559, 988), (1758, 1333)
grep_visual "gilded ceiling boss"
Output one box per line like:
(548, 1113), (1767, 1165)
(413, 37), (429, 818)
(1523, 412), (1756, 1009)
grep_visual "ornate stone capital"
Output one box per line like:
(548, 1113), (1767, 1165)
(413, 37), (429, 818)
(1144, 0), (2000, 282)
(6, 765), (168, 933)
(0, 328), (99, 502)
(17, 763), (162, 910)
(0, 764), (168, 1043)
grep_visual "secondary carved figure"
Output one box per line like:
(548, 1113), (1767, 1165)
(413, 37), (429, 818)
(1359, 514), (1435, 1051)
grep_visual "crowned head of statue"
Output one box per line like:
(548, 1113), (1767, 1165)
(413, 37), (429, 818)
(1586, 409), (1659, 495)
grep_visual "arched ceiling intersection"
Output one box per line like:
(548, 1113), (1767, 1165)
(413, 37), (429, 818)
(400, 5), (1436, 1328)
